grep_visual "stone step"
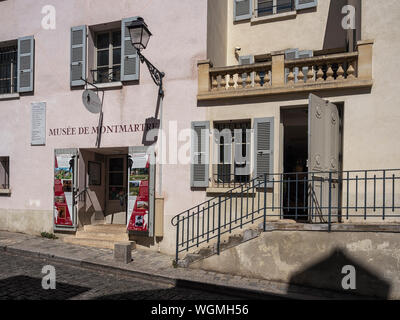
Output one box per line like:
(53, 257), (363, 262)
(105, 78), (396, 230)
(63, 236), (134, 250)
(75, 230), (129, 242)
(83, 224), (127, 233)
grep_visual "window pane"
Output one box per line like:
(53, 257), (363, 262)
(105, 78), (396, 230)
(109, 172), (123, 186)
(112, 31), (121, 47)
(97, 33), (109, 49)
(113, 48), (121, 65)
(109, 187), (124, 200)
(97, 67), (109, 83)
(109, 158), (124, 171)
(258, 0), (273, 16)
(277, 0), (293, 13)
(97, 50), (109, 67)
(112, 66), (121, 82)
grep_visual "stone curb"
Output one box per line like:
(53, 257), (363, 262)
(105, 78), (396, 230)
(0, 241), (366, 300)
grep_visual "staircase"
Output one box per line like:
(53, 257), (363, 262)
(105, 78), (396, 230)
(172, 174), (270, 266)
(63, 224), (134, 250)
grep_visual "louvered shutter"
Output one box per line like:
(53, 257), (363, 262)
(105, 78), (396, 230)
(239, 55), (254, 86)
(298, 50), (313, 83)
(191, 122), (210, 188)
(17, 36), (34, 92)
(121, 17), (140, 81)
(295, 0), (318, 10)
(284, 49), (299, 83)
(254, 118), (274, 187)
(70, 26), (86, 87)
(234, 0), (252, 21)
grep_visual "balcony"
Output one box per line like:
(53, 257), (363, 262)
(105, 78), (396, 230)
(197, 40), (373, 101)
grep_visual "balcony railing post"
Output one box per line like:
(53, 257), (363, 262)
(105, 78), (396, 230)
(263, 174), (267, 232)
(328, 172), (332, 232)
(356, 40), (374, 80)
(197, 59), (212, 94)
(271, 50), (285, 87)
(217, 196), (221, 255)
(175, 216), (180, 263)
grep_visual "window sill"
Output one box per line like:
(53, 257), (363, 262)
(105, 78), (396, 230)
(206, 187), (256, 195)
(0, 93), (20, 101)
(0, 189), (11, 195)
(94, 82), (123, 90)
(251, 11), (297, 25)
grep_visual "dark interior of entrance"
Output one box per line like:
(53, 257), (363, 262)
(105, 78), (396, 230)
(281, 108), (308, 221)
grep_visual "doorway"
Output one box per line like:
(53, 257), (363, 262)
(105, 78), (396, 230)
(280, 100), (344, 222)
(281, 107), (309, 220)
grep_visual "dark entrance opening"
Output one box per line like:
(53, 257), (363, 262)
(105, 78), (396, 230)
(281, 107), (308, 221)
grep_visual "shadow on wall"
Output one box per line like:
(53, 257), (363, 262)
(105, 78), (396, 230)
(287, 248), (391, 299)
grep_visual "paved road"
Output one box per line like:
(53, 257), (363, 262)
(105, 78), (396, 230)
(0, 251), (244, 300)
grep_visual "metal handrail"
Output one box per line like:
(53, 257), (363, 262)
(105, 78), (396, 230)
(172, 169), (400, 262)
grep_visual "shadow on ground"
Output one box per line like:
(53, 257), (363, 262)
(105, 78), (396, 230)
(0, 275), (90, 300)
(288, 248), (391, 299)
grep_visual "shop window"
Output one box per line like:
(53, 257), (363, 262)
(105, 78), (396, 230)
(0, 157), (10, 190)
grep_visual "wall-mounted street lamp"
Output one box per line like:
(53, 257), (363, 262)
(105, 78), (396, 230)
(127, 17), (165, 99)
(128, 17), (166, 195)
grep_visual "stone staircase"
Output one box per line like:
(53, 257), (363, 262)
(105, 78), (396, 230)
(63, 224), (135, 250)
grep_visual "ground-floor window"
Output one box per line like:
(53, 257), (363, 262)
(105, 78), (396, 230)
(213, 120), (251, 188)
(0, 157), (10, 189)
(0, 45), (17, 94)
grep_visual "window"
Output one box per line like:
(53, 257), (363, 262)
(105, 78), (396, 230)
(257, 0), (294, 17)
(93, 31), (121, 84)
(0, 45), (17, 94)
(0, 157), (9, 190)
(213, 121), (251, 187)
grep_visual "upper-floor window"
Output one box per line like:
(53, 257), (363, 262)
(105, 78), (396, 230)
(93, 31), (122, 84)
(234, 0), (318, 22)
(0, 45), (17, 94)
(257, 0), (294, 17)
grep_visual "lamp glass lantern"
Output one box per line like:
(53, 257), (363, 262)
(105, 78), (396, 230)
(127, 17), (152, 51)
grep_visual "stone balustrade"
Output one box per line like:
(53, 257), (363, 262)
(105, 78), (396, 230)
(197, 40), (373, 101)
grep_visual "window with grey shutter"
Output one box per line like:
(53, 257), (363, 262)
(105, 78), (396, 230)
(298, 50), (313, 83)
(121, 17), (140, 81)
(284, 49), (299, 83)
(234, 0), (252, 21)
(70, 26), (86, 87)
(239, 55), (254, 86)
(295, 0), (318, 10)
(17, 36), (34, 93)
(191, 121), (210, 188)
(254, 118), (274, 187)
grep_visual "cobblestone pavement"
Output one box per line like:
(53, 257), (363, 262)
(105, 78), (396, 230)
(0, 251), (241, 300)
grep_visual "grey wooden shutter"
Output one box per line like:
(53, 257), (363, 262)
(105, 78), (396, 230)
(121, 17), (140, 81)
(234, 0), (252, 21)
(298, 50), (313, 83)
(254, 118), (274, 186)
(295, 0), (318, 10)
(17, 36), (34, 93)
(284, 49), (299, 83)
(70, 26), (86, 87)
(191, 121), (210, 188)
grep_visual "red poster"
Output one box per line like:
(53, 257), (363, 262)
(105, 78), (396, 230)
(54, 155), (73, 227)
(127, 154), (150, 232)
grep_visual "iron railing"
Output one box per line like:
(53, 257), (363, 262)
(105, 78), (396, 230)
(171, 169), (400, 262)
(90, 67), (121, 84)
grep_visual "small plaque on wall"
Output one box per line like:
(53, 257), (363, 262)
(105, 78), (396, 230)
(31, 102), (46, 146)
(88, 161), (101, 186)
